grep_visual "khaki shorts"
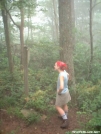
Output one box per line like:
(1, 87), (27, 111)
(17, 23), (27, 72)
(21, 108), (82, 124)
(55, 90), (71, 107)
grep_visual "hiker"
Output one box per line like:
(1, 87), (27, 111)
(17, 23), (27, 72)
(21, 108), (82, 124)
(54, 61), (71, 128)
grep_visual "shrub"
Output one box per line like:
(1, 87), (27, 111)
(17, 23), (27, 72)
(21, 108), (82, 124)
(26, 113), (40, 125)
(28, 68), (57, 92)
(25, 89), (55, 113)
(0, 68), (24, 108)
(7, 107), (24, 119)
(76, 81), (101, 130)
(88, 110), (101, 131)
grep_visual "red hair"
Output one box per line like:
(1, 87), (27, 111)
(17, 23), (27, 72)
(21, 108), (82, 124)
(56, 61), (67, 71)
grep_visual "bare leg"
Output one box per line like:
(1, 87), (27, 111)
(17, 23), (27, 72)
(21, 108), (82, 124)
(56, 105), (68, 128)
(55, 106), (65, 116)
(63, 104), (68, 113)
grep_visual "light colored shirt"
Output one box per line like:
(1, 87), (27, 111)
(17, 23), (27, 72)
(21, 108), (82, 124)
(57, 71), (69, 94)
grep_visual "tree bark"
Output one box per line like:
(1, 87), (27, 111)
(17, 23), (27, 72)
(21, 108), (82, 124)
(24, 46), (29, 96)
(5, 0), (25, 69)
(52, 0), (59, 42)
(58, 0), (75, 86)
(88, 0), (93, 79)
(1, 8), (13, 73)
(19, 6), (24, 68)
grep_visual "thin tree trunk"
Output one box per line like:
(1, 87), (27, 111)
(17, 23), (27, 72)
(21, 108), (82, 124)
(1, 8), (13, 73)
(49, 5), (55, 42)
(28, 8), (30, 40)
(19, 6), (24, 68)
(30, 17), (33, 40)
(24, 46), (29, 96)
(52, 0), (59, 42)
(88, 0), (93, 79)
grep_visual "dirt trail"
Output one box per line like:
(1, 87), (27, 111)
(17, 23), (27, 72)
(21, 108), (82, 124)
(0, 108), (83, 134)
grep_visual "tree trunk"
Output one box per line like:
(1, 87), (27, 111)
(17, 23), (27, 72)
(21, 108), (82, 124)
(88, 0), (93, 79)
(58, 0), (75, 86)
(1, 8), (13, 73)
(19, 6), (24, 68)
(52, 0), (59, 42)
(4, 0), (25, 68)
(49, 4), (55, 42)
(24, 46), (29, 96)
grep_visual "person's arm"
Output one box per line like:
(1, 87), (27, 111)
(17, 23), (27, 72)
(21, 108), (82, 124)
(57, 75), (64, 95)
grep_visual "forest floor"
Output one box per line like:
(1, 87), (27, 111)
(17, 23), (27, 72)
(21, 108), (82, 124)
(0, 108), (89, 134)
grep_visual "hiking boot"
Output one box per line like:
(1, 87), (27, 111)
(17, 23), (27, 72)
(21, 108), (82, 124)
(60, 119), (69, 129)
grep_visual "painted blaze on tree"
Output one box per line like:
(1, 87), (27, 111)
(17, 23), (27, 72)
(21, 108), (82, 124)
(58, 0), (75, 85)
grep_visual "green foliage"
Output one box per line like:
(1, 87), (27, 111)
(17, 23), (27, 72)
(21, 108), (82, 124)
(0, 0), (101, 132)
(21, 67), (57, 114)
(0, 68), (23, 108)
(26, 113), (40, 125)
(74, 43), (90, 82)
(12, 0), (36, 9)
(0, 66), (56, 116)
(25, 89), (55, 113)
(76, 81), (101, 130)
(74, 43), (101, 83)
(7, 107), (24, 119)
(77, 81), (101, 111)
(0, 67), (56, 116)
(65, 132), (73, 134)
(25, 90), (47, 111)
(7, 106), (41, 125)
(0, 44), (8, 69)
(27, 40), (59, 70)
(28, 68), (57, 92)
(91, 48), (101, 84)
(88, 110), (101, 131)
(0, 96), (18, 109)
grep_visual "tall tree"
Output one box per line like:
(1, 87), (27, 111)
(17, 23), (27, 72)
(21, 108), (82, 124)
(88, 0), (101, 79)
(4, 0), (36, 68)
(19, 0), (24, 67)
(1, 0), (14, 73)
(52, 0), (59, 42)
(88, 0), (93, 79)
(58, 0), (75, 86)
(4, 0), (24, 68)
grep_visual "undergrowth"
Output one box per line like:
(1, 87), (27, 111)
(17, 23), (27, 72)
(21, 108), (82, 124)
(76, 81), (101, 131)
(0, 67), (101, 130)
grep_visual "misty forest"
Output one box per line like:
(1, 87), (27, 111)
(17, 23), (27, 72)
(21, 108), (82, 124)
(0, 0), (101, 134)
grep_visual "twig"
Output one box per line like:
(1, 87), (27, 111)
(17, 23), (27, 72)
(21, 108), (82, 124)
(92, 2), (101, 9)
(4, 5), (20, 29)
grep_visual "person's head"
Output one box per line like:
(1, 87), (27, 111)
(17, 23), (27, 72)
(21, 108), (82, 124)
(54, 61), (67, 71)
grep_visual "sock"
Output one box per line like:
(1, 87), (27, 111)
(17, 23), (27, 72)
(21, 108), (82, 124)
(65, 111), (68, 116)
(62, 114), (67, 120)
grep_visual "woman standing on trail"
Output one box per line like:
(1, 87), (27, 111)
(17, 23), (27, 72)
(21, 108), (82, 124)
(54, 61), (71, 129)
